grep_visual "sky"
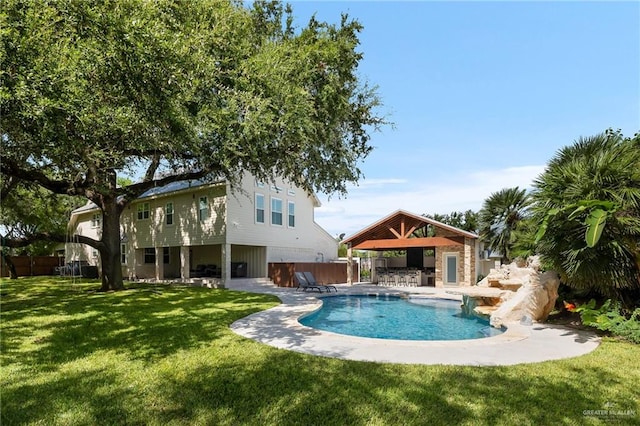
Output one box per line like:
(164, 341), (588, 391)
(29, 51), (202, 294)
(285, 1), (640, 238)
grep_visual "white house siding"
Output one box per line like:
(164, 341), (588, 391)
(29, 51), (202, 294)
(230, 245), (266, 278)
(226, 175), (338, 269)
(68, 172), (337, 281)
(65, 209), (102, 266)
(120, 184), (227, 279)
(124, 184), (227, 249)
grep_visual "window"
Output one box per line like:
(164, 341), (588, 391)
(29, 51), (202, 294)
(137, 202), (150, 220)
(91, 213), (102, 228)
(287, 189), (296, 196)
(121, 244), (127, 264)
(199, 196), (208, 222)
(144, 248), (156, 264)
(271, 197), (283, 226)
(255, 180), (265, 188)
(163, 247), (170, 264)
(288, 201), (295, 228)
(165, 203), (174, 225)
(255, 193), (265, 224)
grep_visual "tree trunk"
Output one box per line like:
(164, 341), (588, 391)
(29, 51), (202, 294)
(2, 252), (19, 279)
(98, 174), (125, 291)
(100, 201), (124, 291)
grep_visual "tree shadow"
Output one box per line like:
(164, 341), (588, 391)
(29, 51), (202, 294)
(1, 279), (278, 366)
(2, 278), (638, 425)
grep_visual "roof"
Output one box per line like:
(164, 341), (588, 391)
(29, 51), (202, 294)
(70, 177), (322, 214)
(70, 179), (221, 215)
(137, 179), (217, 199)
(341, 209), (478, 250)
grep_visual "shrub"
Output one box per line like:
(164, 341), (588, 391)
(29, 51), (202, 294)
(572, 299), (640, 344)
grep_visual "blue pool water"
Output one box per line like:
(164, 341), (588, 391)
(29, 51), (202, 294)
(299, 295), (504, 341)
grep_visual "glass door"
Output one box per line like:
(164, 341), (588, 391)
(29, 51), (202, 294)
(444, 253), (458, 285)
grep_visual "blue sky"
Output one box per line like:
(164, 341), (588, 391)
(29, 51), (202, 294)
(286, 1), (640, 238)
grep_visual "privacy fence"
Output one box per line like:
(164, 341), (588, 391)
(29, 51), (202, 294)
(1, 256), (62, 277)
(268, 262), (358, 287)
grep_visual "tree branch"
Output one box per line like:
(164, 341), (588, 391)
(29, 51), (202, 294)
(123, 148), (197, 160)
(1, 231), (67, 249)
(144, 153), (161, 182)
(0, 160), (89, 197)
(0, 176), (19, 200)
(1, 231), (102, 251)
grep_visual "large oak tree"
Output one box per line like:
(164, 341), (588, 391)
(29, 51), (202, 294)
(1, 0), (386, 290)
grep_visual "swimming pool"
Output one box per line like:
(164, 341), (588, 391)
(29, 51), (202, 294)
(299, 294), (504, 341)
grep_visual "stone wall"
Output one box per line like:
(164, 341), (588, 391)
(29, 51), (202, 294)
(433, 228), (476, 287)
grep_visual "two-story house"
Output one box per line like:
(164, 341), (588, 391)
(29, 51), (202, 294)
(65, 174), (338, 284)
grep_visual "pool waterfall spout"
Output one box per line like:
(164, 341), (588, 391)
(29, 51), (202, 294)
(449, 256), (560, 328)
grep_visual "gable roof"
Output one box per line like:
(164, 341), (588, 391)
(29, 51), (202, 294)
(341, 209), (478, 250)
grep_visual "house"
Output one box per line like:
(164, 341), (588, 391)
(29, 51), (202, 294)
(477, 246), (503, 279)
(341, 210), (479, 287)
(65, 174), (338, 284)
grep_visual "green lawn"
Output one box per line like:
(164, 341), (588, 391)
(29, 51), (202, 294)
(1, 278), (638, 425)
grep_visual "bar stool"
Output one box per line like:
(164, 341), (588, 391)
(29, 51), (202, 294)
(380, 272), (389, 286)
(408, 271), (418, 287)
(397, 270), (407, 286)
(387, 271), (398, 287)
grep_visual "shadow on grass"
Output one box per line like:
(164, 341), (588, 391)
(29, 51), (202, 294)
(0, 278), (277, 365)
(140, 347), (634, 425)
(1, 278), (638, 425)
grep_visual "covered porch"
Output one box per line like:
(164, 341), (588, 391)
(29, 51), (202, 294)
(341, 210), (479, 287)
(126, 244), (267, 285)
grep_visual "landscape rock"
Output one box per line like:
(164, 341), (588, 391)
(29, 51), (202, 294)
(452, 256), (561, 328)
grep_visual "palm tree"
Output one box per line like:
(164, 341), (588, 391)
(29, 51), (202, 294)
(531, 129), (640, 307)
(478, 187), (530, 263)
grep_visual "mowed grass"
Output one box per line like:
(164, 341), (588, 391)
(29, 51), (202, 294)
(1, 278), (639, 426)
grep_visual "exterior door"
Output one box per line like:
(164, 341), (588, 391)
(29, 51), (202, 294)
(444, 253), (458, 286)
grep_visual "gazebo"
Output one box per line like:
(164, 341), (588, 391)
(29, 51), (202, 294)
(341, 210), (479, 287)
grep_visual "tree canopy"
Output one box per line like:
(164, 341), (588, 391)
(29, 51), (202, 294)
(478, 187), (530, 263)
(0, 0), (387, 290)
(1, 177), (80, 278)
(424, 210), (479, 234)
(0, 178), (79, 252)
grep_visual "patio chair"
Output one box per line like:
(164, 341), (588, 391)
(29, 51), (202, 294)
(303, 272), (337, 293)
(294, 271), (324, 293)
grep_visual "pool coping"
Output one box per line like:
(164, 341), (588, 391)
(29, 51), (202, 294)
(229, 283), (601, 366)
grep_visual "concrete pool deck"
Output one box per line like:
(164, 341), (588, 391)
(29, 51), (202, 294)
(229, 281), (600, 366)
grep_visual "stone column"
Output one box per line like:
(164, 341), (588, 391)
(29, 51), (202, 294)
(464, 238), (472, 286)
(180, 246), (190, 280)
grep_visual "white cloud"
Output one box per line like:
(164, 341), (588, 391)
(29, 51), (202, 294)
(315, 165), (545, 237)
(346, 178), (408, 189)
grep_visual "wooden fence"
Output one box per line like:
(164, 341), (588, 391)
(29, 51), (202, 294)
(1, 256), (63, 277)
(268, 262), (358, 287)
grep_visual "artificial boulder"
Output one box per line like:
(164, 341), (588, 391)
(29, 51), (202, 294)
(489, 258), (560, 327)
